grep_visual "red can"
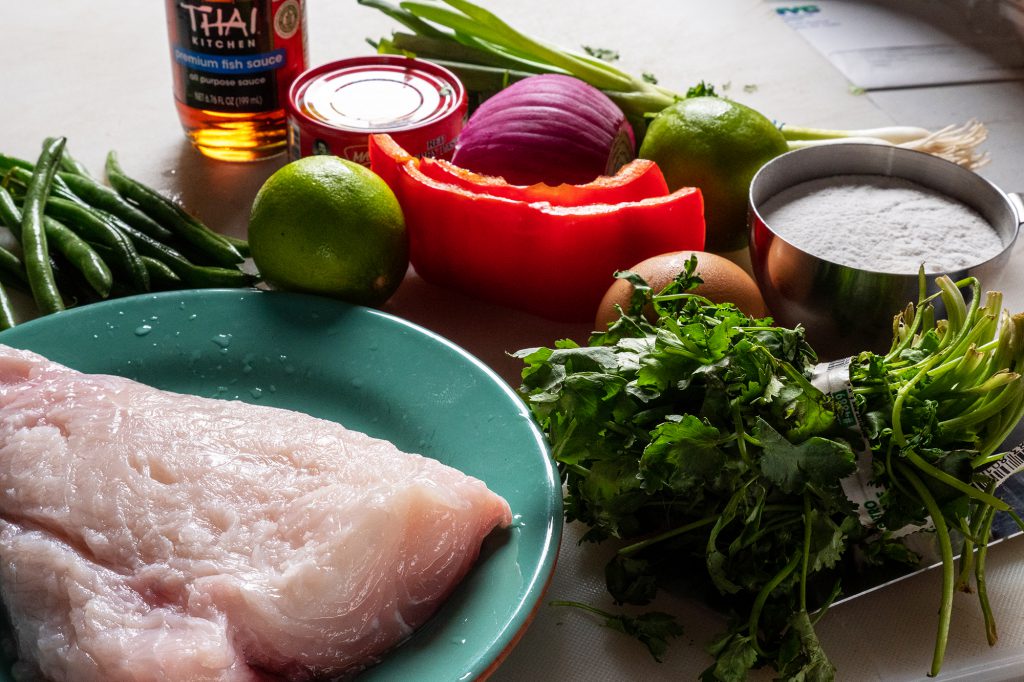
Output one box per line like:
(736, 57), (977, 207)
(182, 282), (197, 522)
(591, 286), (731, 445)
(286, 56), (467, 165)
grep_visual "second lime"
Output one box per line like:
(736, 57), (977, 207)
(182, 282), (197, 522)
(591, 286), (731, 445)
(248, 156), (408, 307)
(638, 96), (789, 252)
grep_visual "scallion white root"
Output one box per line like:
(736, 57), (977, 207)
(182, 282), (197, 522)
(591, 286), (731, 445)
(783, 120), (989, 170)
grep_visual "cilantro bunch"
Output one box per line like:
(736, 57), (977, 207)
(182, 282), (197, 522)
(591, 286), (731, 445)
(515, 257), (1024, 680)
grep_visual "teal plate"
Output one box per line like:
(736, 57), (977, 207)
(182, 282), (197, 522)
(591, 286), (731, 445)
(0, 289), (562, 681)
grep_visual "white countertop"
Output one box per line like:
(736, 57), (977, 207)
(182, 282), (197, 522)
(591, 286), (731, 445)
(3, 2), (1024, 680)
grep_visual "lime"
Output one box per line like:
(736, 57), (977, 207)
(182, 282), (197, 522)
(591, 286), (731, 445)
(248, 156), (408, 306)
(638, 96), (788, 252)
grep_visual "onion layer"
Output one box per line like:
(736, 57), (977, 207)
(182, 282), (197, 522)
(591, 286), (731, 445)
(451, 74), (635, 186)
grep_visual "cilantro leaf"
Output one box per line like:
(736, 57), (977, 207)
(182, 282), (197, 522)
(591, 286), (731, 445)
(756, 418), (856, 495)
(686, 80), (719, 98)
(551, 601), (683, 662)
(582, 45), (619, 62)
(605, 554), (658, 605)
(640, 415), (726, 493)
(701, 632), (759, 681)
(776, 610), (836, 682)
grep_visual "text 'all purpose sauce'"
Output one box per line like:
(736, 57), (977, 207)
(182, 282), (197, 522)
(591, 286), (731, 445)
(165, 0), (307, 162)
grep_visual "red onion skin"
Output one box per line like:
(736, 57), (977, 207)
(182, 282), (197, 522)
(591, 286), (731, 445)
(452, 74), (635, 186)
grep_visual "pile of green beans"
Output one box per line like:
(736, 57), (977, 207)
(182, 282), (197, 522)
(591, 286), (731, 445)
(0, 137), (258, 330)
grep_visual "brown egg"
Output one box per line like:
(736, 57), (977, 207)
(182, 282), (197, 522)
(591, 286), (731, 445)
(595, 251), (770, 329)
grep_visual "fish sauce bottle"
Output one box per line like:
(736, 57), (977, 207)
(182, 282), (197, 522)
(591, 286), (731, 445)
(165, 0), (307, 162)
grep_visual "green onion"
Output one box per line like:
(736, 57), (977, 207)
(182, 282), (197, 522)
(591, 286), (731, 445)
(361, 0), (988, 167)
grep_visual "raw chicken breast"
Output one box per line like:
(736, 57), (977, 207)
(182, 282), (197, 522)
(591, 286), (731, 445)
(0, 345), (512, 681)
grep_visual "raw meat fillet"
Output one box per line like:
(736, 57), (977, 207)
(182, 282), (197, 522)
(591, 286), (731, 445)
(0, 345), (512, 681)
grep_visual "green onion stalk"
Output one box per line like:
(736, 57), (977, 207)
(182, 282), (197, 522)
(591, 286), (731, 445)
(358, 0), (989, 169)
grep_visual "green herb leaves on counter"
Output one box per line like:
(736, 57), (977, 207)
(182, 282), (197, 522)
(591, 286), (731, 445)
(515, 256), (1024, 680)
(550, 600), (684, 662)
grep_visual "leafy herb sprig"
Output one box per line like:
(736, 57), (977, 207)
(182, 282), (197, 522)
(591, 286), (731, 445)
(515, 257), (1024, 680)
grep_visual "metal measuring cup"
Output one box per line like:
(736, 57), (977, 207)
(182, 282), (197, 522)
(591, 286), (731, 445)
(748, 143), (1022, 359)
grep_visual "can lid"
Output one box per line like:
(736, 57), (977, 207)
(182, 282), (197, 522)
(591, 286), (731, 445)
(289, 56), (466, 134)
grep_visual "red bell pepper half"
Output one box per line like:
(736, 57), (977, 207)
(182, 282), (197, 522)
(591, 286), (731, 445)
(369, 134), (705, 322)
(418, 157), (671, 206)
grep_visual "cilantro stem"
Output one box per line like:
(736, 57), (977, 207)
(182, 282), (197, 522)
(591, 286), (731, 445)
(549, 599), (613, 618)
(927, 338), (1001, 381)
(884, 445), (918, 511)
(810, 580), (844, 625)
(938, 276), (971, 340)
(737, 514), (802, 550)
(973, 502), (998, 645)
(956, 515), (975, 592)
(662, 344), (709, 363)
(887, 312), (923, 362)
(548, 420), (578, 464)
(897, 462), (955, 677)
(1009, 509), (1024, 534)
(979, 392), (1024, 459)
(742, 432), (763, 447)
(618, 514), (718, 556)
(653, 291), (713, 306)
(892, 354), (943, 447)
(732, 405), (752, 466)
(747, 552), (801, 657)
(904, 449), (1010, 511)
(800, 493), (812, 612)
(939, 380), (1024, 432)
(565, 462), (590, 477)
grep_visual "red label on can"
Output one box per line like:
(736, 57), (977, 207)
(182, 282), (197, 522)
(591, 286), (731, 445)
(286, 56), (467, 165)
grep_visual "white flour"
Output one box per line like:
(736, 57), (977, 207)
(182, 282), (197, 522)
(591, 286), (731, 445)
(760, 174), (1003, 274)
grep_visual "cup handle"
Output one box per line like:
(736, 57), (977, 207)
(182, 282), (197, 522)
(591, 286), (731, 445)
(1010, 192), (1023, 225)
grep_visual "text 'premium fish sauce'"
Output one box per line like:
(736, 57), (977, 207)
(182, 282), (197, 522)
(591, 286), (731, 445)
(165, 0), (307, 162)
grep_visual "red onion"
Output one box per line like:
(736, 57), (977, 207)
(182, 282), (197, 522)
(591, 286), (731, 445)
(451, 74), (635, 186)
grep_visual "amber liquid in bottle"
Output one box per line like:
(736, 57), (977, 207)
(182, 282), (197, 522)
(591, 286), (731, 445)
(173, 106), (288, 163)
(165, 0), (307, 162)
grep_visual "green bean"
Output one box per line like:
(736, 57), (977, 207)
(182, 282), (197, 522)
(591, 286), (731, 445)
(1, 163), (80, 203)
(57, 171), (175, 242)
(0, 185), (26, 241)
(105, 152), (243, 267)
(0, 154), (34, 175)
(88, 244), (154, 295)
(0, 282), (17, 330)
(20, 137), (66, 314)
(0, 248), (27, 292)
(141, 256), (183, 290)
(47, 138), (92, 177)
(101, 210), (193, 265)
(44, 197), (149, 293)
(171, 261), (258, 289)
(88, 207), (256, 289)
(0, 192), (89, 306)
(0, 188), (37, 287)
(0, 192), (92, 312)
(42, 216), (112, 298)
(121, 223), (256, 288)
(2, 151), (176, 243)
(222, 233), (251, 258)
